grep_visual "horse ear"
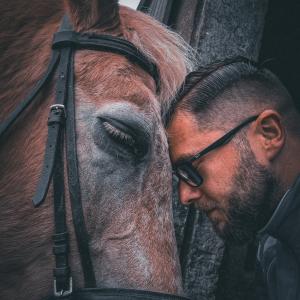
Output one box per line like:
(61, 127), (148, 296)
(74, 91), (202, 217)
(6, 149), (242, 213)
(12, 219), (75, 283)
(64, 0), (120, 32)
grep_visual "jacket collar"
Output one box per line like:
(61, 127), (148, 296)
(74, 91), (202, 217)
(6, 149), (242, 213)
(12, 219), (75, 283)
(259, 174), (300, 264)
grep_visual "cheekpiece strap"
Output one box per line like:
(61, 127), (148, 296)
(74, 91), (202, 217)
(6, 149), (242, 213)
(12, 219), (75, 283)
(32, 47), (71, 207)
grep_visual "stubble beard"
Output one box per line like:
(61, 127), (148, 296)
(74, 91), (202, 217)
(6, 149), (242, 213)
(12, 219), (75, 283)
(216, 141), (285, 245)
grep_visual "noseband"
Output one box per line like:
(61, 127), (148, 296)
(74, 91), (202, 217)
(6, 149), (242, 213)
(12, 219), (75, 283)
(0, 16), (189, 300)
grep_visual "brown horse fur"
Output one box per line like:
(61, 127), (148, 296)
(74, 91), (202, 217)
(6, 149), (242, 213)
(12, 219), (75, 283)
(65, 0), (121, 32)
(0, 1), (195, 299)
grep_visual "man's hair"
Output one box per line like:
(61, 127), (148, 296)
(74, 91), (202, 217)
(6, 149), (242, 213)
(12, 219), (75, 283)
(166, 56), (299, 134)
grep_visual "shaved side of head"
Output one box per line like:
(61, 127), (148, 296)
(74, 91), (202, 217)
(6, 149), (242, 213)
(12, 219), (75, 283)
(167, 57), (300, 136)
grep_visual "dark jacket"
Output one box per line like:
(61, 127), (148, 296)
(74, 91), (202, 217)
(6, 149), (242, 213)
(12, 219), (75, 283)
(256, 174), (300, 300)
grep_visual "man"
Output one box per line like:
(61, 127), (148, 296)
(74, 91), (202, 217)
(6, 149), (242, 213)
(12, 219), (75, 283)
(167, 57), (300, 299)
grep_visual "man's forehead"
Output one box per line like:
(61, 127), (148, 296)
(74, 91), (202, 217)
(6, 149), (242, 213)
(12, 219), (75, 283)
(167, 111), (222, 161)
(168, 111), (199, 140)
(168, 111), (214, 141)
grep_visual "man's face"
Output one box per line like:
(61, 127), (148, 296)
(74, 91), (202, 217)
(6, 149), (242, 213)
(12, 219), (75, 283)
(167, 110), (281, 244)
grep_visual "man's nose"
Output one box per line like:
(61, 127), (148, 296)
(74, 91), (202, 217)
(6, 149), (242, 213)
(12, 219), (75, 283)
(178, 180), (203, 205)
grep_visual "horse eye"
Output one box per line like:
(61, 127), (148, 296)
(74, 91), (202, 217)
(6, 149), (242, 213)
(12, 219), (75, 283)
(102, 121), (135, 147)
(96, 116), (149, 159)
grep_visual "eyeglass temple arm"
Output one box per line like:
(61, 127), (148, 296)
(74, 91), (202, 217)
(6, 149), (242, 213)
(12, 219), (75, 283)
(190, 115), (259, 162)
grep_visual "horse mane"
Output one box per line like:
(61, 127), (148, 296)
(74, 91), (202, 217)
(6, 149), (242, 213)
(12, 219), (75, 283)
(119, 6), (196, 107)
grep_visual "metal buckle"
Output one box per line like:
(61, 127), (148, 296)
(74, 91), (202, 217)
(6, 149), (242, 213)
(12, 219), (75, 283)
(50, 104), (66, 118)
(54, 277), (73, 297)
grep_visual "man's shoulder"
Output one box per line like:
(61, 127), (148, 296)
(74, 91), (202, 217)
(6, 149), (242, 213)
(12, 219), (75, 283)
(257, 234), (300, 300)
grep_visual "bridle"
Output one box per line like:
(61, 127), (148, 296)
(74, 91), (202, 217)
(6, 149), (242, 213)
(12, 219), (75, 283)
(0, 16), (190, 300)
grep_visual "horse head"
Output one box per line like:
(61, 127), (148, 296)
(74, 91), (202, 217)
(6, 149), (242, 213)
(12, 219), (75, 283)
(0, 1), (195, 299)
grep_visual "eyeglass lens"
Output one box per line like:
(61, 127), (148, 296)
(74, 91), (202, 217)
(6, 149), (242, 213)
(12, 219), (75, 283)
(176, 163), (203, 187)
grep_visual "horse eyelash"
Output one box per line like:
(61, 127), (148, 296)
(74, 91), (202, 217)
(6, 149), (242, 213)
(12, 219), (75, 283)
(102, 121), (135, 146)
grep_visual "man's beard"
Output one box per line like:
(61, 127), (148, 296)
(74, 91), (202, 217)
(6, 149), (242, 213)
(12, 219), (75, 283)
(216, 140), (285, 245)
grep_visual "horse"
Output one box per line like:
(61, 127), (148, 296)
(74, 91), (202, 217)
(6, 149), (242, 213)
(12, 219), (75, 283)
(0, 0), (195, 299)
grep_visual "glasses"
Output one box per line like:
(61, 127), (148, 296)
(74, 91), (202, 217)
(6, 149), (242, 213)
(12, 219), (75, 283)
(173, 115), (258, 187)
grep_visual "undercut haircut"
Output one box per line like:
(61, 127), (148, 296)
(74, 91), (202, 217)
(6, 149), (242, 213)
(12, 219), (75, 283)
(166, 56), (299, 135)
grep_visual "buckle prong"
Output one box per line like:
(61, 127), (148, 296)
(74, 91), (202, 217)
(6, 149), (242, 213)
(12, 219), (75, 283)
(54, 277), (73, 297)
(50, 104), (66, 118)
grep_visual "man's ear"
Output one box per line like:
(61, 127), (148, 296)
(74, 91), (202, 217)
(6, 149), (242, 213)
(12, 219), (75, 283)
(253, 109), (285, 162)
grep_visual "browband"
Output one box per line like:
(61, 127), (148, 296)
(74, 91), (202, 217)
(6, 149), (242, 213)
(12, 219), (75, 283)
(0, 17), (160, 140)
(52, 31), (160, 93)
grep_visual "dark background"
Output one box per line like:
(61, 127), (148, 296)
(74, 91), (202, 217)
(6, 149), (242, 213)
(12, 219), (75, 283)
(260, 0), (300, 112)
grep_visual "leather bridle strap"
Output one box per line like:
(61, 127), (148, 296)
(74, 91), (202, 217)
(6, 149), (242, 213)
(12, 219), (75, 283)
(53, 124), (72, 296)
(0, 21), (160, 141)
(32, 16), (97, 292)
(39, 46), (75, 296)
(71, 288), (191, 300)
(65, 50), (97, 289)
(0, 51), (60, 140)
(39, 15), (161, 295)
(32, 47), (71, 207)
(1, 15), (161, 297)
(52, 31), (160, 93)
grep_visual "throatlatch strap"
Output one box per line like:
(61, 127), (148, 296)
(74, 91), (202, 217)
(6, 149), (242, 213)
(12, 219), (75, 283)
(66, 52), (96, 288)
(0, 50), (60, 141)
